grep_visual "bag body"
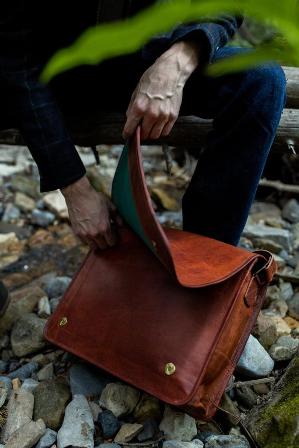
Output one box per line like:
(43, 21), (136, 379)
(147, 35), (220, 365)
(44, 128), (276, 420)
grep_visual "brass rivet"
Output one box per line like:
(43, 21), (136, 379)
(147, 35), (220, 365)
(59, 317), (68, 327)
(165, 362), (176, 376)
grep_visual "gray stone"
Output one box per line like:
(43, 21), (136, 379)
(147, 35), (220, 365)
(235, 386), (258, 409)
(2, 204), (21, 222)
(0, 376), (12, 406)
(44, 276), (71, 299)
(36, 428), (57, 448)
(159, 405), (197, 441)
(133, 393), (162, 423)
(33, 378), (71, 431)
(15, 192), (35, 212)
(31, 209), (55, 227)
(137, 418), (158, 442)
(70, 362), (111, 398)
(219, 394), (241, 426)
(205, 434), (250, 448)
(5, 418), (46, 448)
(288, 292), (299, 320)
(57, 394), (94, 448)
(8, 361), (39, 380)
(266, 298), (289, 318)
(11, 313), (47, 357)
(1, 388), (34, 444)
(282, 199), (299, 223)
(243, 224), (292, 251)
(269, 335), (299, 361)
(236, 335), (274, 378)
(37, 296), (51, 318)
(98, 444), (120, 448)
(21, 378), (39, 393)
(89, 401), (101, 421)
(0, 360), (8, 373)
(280, 281), (294, 301)
(37, 363), (54, 381)
(98, 409), (121, 438)
(49, 297), (61, 312)
(163, 441), (204, 448)
(99, 383), (140, 417)
(114, 423), (144, 443)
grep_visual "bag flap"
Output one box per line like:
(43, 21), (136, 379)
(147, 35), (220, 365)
(112, 127), (262, 288)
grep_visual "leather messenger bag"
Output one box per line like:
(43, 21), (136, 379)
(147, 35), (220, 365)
(44, 127), (276, 420)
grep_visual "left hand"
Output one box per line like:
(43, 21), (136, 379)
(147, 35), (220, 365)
(122, 41), (199, 141)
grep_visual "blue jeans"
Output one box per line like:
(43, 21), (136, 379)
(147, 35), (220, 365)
(179, 46), (287, 245)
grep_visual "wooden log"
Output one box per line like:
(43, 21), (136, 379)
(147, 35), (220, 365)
(284, 66), (299, 109)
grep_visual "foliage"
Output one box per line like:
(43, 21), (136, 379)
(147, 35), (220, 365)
(41, 0), (299, 82)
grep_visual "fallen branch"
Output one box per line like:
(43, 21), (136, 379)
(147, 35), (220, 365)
(259, 178), (299, 194)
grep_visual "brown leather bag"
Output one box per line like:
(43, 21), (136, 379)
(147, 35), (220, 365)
(44, 127), (276, 420)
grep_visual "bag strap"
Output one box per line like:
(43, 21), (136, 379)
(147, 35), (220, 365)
(252, 250), (277, 285)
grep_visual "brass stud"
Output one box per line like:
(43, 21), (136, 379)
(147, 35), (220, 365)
(59, 317), (68, 327)
(165, 362), (176, 376)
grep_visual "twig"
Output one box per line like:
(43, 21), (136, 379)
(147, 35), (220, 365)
(259, 178), (299, 194)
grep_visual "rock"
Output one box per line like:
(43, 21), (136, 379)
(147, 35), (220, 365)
(36, 428), (57, 448)
(0, 232), (22, 255)
(114, 423), (143, 443)
(288, 293), (299, 320)
(21, 378), (39, 393)
(5, 418), (46, 448)
(57, 394), (94, 448)
(205, 434), (250, 448)
(49, 297), (61, 312)
(137, 418), (158, 442)
(0, 285), (46, 335)
(0, 360), (8, 373)
(37, 363), (54, 381)
(38, 296), (51, 317)
(98, 409), (121, 438)
(151, 188), (180, 211)
(43, 191), (68, 219)
(69, 362), (111, 398)
(269, 336), (299, 361)
(159, 405), (197, 441)
(97, 444), (120, 448)
(0, 376), (12, 404)
(10, 174), (38, 198)
(31, 209), (55, 227)
(99, 383), (140, 417)
(280, 281), (294, 301)
(253, 383), (270, 395)
(282, 199), (299, 223)
(235, 386), (258, 409)
(265, 297), (288, 318)
(219, 394), (241, 426)
(236, 335), (274, 378)
(163, 441), (204, 448)
(133, 393), (162, 422)
(243, 224), (292, 251)
(33, 378), (71, 430)
(2, 204), (21, 222)
(8, 362), (39, 380)
(285, 316), (299, 331)
(249, 202), (281, 222)
(44, 276), (71, 299)
(253, 314), (278, 349)
(89, 401), (101, 421)
(11, 313), (47, 357)
(1, 388), (34, 444)
(246, 353), (299, 447)
(15, 192), (35, 212)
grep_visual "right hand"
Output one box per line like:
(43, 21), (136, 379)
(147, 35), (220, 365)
(61, 175), (122, 250)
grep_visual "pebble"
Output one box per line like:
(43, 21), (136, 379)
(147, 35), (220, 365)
(2, 204), (21, 222)
(8, 361), (39, 380)
(33, 378), (71, 430)
(31, 209), (55, 227)
(205, 434), (250, 448)
(133, 393), (162, 422)
(44, 276), (71, 299)
(97, 444), (120, 448)
(279, 281), (294, 301)
(0, 376), (12, 403)
(98, 409), (121, 438)
(269, 335), (299, 361)
(43, 191), (68, 219)
(57, 394), (94, 448)
(36, 428), (57, 448)
(0, 360), (8, 373)
(219, 394), (240, 426)
(99, 383), (140, 418)
(21, 378), (39, 393)
(5, 418), (46, 448)
(38, 296), (51, 317)
(243, 224), (292, 251)
(288, 292), (299, 320)
(1, 388), (34, 444)
(49, 297), (61, 312)
(236, 335), (274, 378)
(89, 401), (101, 421)
(235, 386), (258, 409)
(37, 363), (54, 381)
(10, 313), (47, 357)
(114, 423), (144, 443)
(15, 192), (35, 212)
(159, 405), (197, 441)
(163, 441), (204, 448)
(282, 199), (299, 223)
(137, 418), (158, 442)
(69, 362), (111, 398)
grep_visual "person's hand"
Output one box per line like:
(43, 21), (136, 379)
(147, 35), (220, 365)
(123, 40), (199, 141)
(61, 175), (122, 250)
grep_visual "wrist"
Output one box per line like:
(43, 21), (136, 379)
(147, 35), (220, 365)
(61, 175), (91, 199)
(157, 40), (199, 79)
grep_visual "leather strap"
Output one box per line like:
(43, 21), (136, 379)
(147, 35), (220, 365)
(253, 250), (277, 285)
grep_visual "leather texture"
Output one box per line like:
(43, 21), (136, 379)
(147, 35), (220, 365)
(43, 127), (277, 420)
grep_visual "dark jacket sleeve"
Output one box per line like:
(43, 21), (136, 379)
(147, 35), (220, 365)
(141, 15), (244, 63)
